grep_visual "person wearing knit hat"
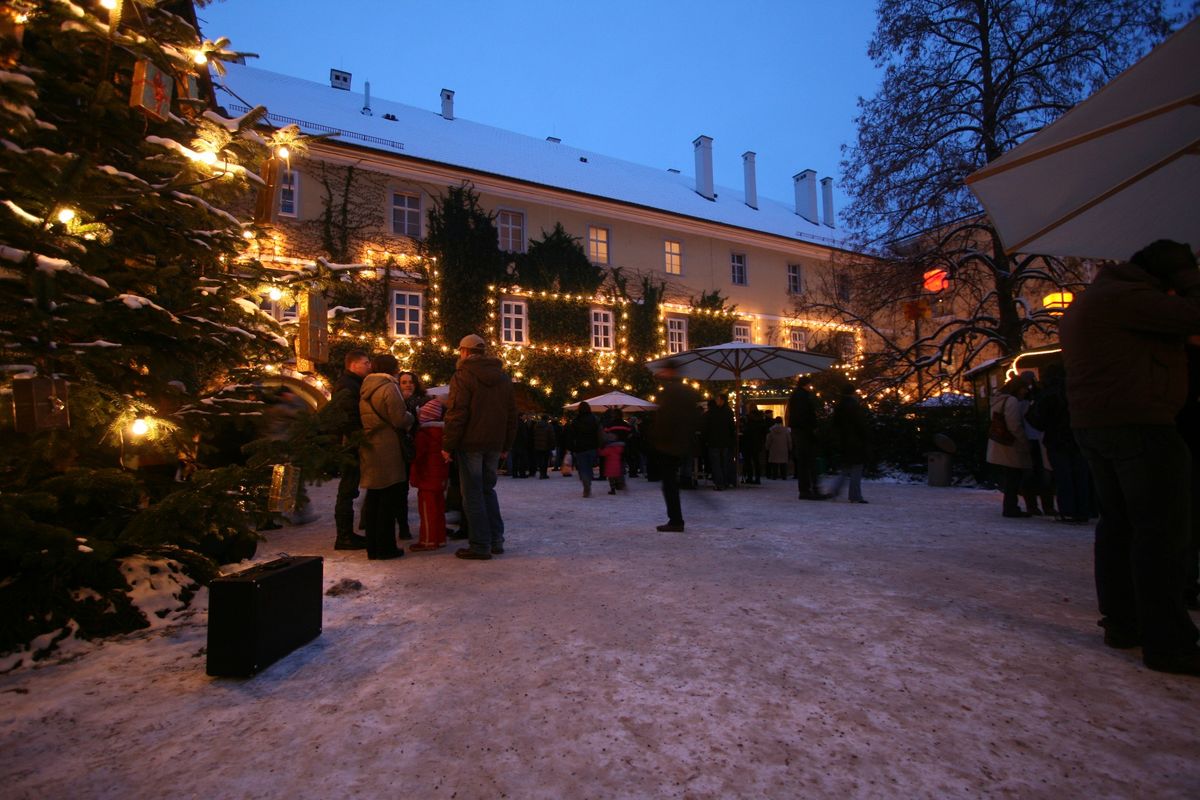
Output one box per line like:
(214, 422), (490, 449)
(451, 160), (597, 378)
(1060, 239), (1200, 676)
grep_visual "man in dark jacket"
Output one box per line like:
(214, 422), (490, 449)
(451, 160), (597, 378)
(649, 359), (701, 532)
(331, 349), (371, 549)
(786, 380), (827, 500)
(1060, 239), (1200, 676)
(442, 334), (518, 560)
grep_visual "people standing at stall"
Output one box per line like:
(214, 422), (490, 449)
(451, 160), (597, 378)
(986, 376), (1033, 518)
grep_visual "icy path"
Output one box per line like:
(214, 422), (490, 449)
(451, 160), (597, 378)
(2, 475), (1198, 798)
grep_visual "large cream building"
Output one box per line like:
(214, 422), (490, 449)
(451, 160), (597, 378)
(217, 64), (864, 390)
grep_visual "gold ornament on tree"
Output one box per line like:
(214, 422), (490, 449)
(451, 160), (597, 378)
(11, 375), (70, 433)
(267, 463), (301, 513)
(130, 59), (173, 122)
(296, 290), (329, 365)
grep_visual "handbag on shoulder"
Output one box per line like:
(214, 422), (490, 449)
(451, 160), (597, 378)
(988, 396), (1016, 445)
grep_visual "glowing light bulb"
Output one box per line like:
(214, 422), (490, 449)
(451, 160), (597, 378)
(192, 49), (208, 65)
(56, 208), (76, 224)
(130, 418), (149, 437)
(268, 287), (283, 301)
(276, 146), (290, 160)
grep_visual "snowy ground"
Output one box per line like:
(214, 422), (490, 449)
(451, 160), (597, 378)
(2, 472), (1198, 799)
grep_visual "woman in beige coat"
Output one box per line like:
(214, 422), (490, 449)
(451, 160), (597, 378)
(358, 354), (413, 559)
(986, 376), (1033, 518)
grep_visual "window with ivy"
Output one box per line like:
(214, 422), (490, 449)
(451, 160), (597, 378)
(392, 290), (423, 337)
(789, 327), (808, 350)
(733, 323), (750, 343)
(278, 170), (298, 218)
(391, 191), (421, 237)
(667, 317), (687, 354)
(591, 308), (613, 350)
(497, 210), (526, 253)
(588, 225), (609, 265)
(502, 299), (528, 344)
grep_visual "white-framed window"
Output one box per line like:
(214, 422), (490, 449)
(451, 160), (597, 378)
(591, 308), (614, 350)
(497, 210), (526, 253)
(733, 323), (750, 343)
(789, 327), (808, 351)
(278, 169), (298, 218)
(787, 263), (802, 294)
(501, 299), (527, 344)
(667, 317), (687, 354)
(664, 240), (682, 275)
(391, 191), (421, 238)
(731, 253), (747, 286)
(588, 225), (609, 265)
(392, 290), (423, 337)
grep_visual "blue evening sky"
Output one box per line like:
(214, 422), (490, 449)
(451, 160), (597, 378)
(197, 0), (881, 219)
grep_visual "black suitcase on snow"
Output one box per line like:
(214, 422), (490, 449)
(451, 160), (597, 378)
(206, 556), (323, 677)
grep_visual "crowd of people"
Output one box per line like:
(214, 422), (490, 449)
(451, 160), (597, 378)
(302, 238), (1200, 676)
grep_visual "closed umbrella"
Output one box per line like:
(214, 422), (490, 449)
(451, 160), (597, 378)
(966, 17), (1200, 260)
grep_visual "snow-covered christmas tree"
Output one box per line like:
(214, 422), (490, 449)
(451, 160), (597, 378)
(0, 0), (314, 660)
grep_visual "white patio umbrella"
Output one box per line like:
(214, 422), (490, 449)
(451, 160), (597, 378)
(645, 342), (837, 383)
(965, 17), (1200, 261)
(646, 342), (838, 485)
(564, 390), (657, 413)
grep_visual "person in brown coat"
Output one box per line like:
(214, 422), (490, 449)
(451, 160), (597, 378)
(358, 354), (413, 560)
(442, 334), (517, 560)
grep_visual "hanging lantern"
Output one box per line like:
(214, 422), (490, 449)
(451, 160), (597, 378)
(1043, 291), (1074, 314)
(11, 376), (70, 433)
(922, 268), (950, 293)
(296, 291), (329, 364)
(175, 72), (202, 119)
(129, 59), (173, 122)
(267, 464), (301, 513)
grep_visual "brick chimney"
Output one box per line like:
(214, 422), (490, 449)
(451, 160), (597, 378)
(793, 169), (818, 224)
(440, 89), (454, 121)
(693, 135), (714, 200)
(742, 151), (758, 210)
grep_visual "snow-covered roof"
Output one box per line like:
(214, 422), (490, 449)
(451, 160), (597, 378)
(214, 64), (851, 251)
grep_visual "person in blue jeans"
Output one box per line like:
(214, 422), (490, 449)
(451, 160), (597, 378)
(441, 334), (517, 561)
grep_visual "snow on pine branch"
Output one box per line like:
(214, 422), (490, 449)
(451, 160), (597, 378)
(118, 294), (179, 322)
(0, 245), (110, 288)
(168, 191), (243, 228)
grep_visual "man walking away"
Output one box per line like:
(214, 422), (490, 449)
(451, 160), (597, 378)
(650, 359), (701, 532)
(331, 349), (371, 549)
(1060, 239), (1200, 676)
(442, 334), (517, 560)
